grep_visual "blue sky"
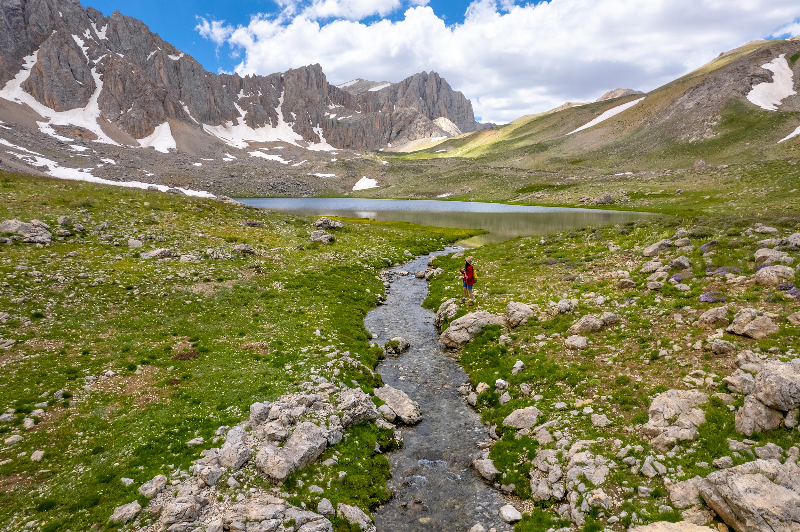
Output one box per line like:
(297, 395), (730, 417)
(83, 0), (800, 123)
(84, 0), (483, 76)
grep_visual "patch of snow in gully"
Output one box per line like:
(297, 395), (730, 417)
(568, 98), (644, 135)
(249, 152), (290, 164)
(138, 122), (176, 153)
(368, 83), (391, 92)
(747, 54), (796, 111)
(779, 125), (800, 143)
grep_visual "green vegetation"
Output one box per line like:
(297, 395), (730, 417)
(0, 171), (477, 531)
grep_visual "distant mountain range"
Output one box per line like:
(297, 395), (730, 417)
(408, 39), (800, 173)
(0, 0), (483, 155)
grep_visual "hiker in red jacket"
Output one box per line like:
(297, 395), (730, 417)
(460, 256), (475, 306)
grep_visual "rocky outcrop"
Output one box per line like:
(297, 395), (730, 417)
(0, 219), (52, 244)
(699, 459), (800, 532)
(0, 0), (479, 151)
(732, 357), (800, 436)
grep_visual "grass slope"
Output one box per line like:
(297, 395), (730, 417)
(0, 171), (477, 531)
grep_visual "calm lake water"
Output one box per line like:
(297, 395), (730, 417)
(237, 198), (650, 246)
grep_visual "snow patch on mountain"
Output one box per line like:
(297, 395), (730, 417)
(0, 50), (119, 145)
(353, 176), (378, 190)
(568, 97), (644, 135)
(779, 125), (800, 143)
(368, 83), (391, 92)
(747, 54), (796, 111)
(249, 152), (290, 164)
(138, 122), (176, 153)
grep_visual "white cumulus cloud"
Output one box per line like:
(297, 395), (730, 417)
(197, 0), (800, 123)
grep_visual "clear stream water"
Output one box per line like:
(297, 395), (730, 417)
(365, 250), (515, 532)
(236, 197), (647, 246)
(238, 198), (647, 529)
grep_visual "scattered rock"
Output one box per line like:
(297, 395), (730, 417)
(698, 306), (729, 329)
(503, 406), (542, 429)
(631, 522), (711, 532)
(564, 335), (588, 350)
(439, 311), (505, 348)
(473, 458), (500, 481)
(233, 243), (256, 254)
(310, 230), (334, 244)
(640, 389), (708, 451)
(499, 504), (522, 523)
(256, 422), (328, 481)
(643, 240), (673, 257)
(109, 501), (141, 523)
(591, 414), (611, 427)
(754, 265), (795, 286)
(141, 248), (172, 259)
(337, 503), (374, 531)
(711, 339), (736, 355)
(312, 217), (343, 229)
(567, 315), (605, 335)
(506, 302), (534, 327)
(139, 474), (168, 497)
(0, 219), (52, 244)
(734, 395), (783, 436)
(434, 298), (459, 327)
(384, 337), (409, 355)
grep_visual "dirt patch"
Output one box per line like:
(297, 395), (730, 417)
(0, 472), (33, 494)
(172, 349), (199, 361)
(240, 341), (270, 355)
(190, 279), (235, 295)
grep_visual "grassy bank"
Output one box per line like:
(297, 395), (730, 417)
(0, 171), (477, 531)
(424, 213), (800, 531)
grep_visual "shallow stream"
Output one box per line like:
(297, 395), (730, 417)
(365, 249), (514, 532)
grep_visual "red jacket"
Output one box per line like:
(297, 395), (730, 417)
(461, 264), (475, 285)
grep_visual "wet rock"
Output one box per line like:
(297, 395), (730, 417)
(109, 501), (141, 523)
(374, 386), (422, 424)
(506, 302), (534, 327)
(698, 306), (729, 329)
(699, 459), (800, 532)
(564, 335), (588, 350)
(384, 337), (409, 355)
(439, 311), (505, 348)
(312, 217), (342, 229)
(643, 240), (673, 257)
(499, 504), (522, 523)
(141, 248), (172, 259)
(473, 458), (500, 481)
(734, 396), (783, 436)
(503, 406), (542, 429)
(139, 474), (168, 497)
(754, 265), (795, 286)
(0, 219), (52, 244)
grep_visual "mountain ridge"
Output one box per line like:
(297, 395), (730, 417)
(0, 0), (481, 153)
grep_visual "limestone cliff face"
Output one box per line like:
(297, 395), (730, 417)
(0, 0), (480, 151)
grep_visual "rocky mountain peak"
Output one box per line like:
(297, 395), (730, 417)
(0, 0), (480, 154)
(596, 88), (645, 102)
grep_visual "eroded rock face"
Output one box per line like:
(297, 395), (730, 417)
(439, 311), (505, 348)
(699, 459), (800, 532)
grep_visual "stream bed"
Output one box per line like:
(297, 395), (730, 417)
(365, 249), (514, 532)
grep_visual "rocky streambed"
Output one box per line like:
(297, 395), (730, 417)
(366, 250), (514, 532)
